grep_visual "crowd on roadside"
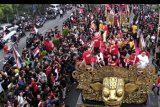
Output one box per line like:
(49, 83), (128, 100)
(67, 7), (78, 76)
(0, 4), (160, 107)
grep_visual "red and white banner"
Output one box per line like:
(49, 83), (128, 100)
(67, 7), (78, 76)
(33, 47), (40, 57)
(12, 47), (22, 69)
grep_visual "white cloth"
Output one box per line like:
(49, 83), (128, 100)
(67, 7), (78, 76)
(60, 10), (63, 14)
(141, 35), (146, 48)
(103, 31), (107, 42)
(18, 95), (24, 105)
(137, 54), (149, 69)
(96, 52), (104, 63)
(0, 80), (4, 93)
(151, 35), (156, 43)
(39, 72), (47, 83)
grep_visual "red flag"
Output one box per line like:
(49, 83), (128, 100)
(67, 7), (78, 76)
(33, 47), (40, 57)
(12, 47), (22, 69)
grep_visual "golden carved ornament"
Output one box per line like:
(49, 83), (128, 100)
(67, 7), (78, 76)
(74, 63), (156, 106)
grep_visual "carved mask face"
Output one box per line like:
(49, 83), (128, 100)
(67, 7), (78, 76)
(102, 77), (124, 107)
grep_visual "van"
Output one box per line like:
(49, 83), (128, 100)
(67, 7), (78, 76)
(49, 4), (60, 14)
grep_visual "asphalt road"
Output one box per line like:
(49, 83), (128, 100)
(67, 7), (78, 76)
(0, 9), (74, 70)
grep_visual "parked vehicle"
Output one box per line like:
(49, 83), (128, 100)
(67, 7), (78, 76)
(49, 4), (60, 14)
(46, 10), (57, 20)
(36, 16), (46, 28)
(0, 24), (19, 34)
(18, 29), (26, 38)
(0, 30), (17, 49)
(6, 24), (19, 32)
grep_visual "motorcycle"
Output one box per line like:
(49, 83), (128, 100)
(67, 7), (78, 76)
(19, 29), (26, 38)
(3, 53), (15, 66)
(26, 37), (34, 48)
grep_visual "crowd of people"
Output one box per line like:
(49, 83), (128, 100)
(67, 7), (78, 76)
(0, 4), (160, 107)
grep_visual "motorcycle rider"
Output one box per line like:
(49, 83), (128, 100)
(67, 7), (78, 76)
(11, 33), (19, 48)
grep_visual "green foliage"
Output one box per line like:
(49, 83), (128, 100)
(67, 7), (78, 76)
(39, 50), (48, 64)
(62, 28), (71, 37)
(0, 9), (3, 17)
(0, 4), (13, 17)
(42, 50), (48, 56)
(53, 38), (60, 46)
(0, 4), (14, 23)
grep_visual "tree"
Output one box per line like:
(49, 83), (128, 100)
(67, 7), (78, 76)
(0, 4), (14, 23)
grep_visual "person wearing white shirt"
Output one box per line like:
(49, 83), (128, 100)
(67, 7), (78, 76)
(39, 72), (47, 84)
(18, 91), (25, 106)
(60, 9), (63, 18)
(137, 51), (149, 69)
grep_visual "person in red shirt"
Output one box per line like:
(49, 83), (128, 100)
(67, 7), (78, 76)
(152, 75), (160, 95)
(110, 54), (119, 67)
(82, 50), (92, 65)
(92, 33), (101, 48)
(91, 55), (97, 65)
(46, 41), (53, 52)
(106, 42), (111, 54)
(104, 24), (108, 32)
(55, 32), (62, 38)
(103, 50), (108, 66)
(128, 52), (140, 66)
(43, 38), (53, 52)
(43, 38), (49, 46)
(110, 41), (119, 56)
(123, 54), (130, 68)
(31, 78), (40, 97)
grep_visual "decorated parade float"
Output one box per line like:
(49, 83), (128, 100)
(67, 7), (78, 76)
(73, 63), (156, 107)
(73, 4), (157, 107)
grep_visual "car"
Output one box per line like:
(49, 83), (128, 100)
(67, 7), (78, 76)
(0, 23), (11, 34)
(36, 16), (46, 28)
(49, 4), (60, 14)
(46, 10), (57, 19)
(0, 23), (19, 34)
(6, 24), (19, 32)
(0, 30), (17, 49)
